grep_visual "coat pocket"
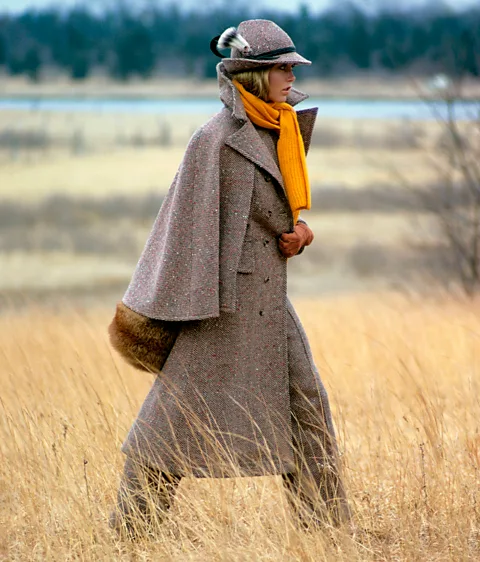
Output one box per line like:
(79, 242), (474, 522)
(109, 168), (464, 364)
(237, 238), (255, 274)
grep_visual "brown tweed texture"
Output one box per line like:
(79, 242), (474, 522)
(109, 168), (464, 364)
(120, 65), (348, 518)
(122, 63), (316, 321)
(219, 19), (312, 73)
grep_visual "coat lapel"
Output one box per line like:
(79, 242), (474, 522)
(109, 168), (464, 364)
(220, 67), (318, 187)
(297, 107), (318, 156)
(225, 121), (285, 189)
(225, 107), (319, 189)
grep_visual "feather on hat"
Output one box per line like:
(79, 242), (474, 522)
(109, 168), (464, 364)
(210, 19), (311, 73)
(218, 27), (251, 54)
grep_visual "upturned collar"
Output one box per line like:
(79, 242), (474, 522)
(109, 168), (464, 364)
(217, 62), (309, 123)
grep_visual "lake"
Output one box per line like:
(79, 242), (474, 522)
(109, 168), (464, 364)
(0, 97), (478, 120)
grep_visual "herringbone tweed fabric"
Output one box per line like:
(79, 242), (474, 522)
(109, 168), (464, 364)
(120, 65), (349, 519)
(122, 63), (316, 321)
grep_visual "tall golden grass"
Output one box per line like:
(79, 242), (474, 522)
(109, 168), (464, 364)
(1, 293), (480, 560)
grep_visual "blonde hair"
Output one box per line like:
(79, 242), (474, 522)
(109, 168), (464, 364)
(233, 67), (271, 101)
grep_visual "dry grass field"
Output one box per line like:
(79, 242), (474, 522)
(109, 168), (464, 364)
(0, 106), (459, 298)
(0, 109), (446, 200)
(0, 142), (442, 201)
(1, 294), (480, 561)
(1, 77), (479, 559)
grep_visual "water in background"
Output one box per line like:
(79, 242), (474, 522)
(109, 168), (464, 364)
(0, 97), (478, 120)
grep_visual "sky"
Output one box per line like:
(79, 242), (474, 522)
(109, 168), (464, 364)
(0, 0), (479, 14)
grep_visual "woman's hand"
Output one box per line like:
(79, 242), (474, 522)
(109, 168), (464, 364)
(278, 222), (314, 258)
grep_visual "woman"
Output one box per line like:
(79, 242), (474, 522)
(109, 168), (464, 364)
(109, 19), (350, 537)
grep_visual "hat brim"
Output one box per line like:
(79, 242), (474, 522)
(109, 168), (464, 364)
(223, 51), (311, 73)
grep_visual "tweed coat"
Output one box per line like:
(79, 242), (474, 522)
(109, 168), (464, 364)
(121, 64), (330, 478)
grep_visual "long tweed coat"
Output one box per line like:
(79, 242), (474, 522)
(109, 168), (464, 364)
(119, 65), (342, 487)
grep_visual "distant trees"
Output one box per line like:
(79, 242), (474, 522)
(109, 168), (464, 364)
(0, 33), (5, 66)
(0, 3), (479, 82)
(23, 48), (42, 81)
(65, 10), (94, 80)
(348, 7), (372, 70)
(112, 18), (156, 80)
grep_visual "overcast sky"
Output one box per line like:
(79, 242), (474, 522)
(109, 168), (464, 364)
(0, 0), (479, 14)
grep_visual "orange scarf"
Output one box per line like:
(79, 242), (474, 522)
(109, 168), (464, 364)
(233, 80), (311, 224)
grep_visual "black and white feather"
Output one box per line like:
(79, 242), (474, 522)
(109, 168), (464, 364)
(218, 27), (251, 54)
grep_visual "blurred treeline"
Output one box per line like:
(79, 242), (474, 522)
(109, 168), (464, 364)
(0, 2), (479, 82)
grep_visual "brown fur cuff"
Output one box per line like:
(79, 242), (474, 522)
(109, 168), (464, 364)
(108, 302), (180, 374)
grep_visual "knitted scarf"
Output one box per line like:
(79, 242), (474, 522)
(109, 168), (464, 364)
(233, 80), (311, 224)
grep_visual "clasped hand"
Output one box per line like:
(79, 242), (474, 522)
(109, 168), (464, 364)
(278, 222), (314, 258)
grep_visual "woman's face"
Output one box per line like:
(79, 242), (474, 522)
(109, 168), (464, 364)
(268, 63), (296, 103)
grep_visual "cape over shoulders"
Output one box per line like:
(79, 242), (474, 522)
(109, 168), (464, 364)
(121, 71), (317, 322)
(185, 97), (318, 169)
(187, 107), (241, 148)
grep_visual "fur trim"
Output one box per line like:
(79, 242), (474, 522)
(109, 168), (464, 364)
(218, 27), (251, 54)
(108, 302), (180, 374)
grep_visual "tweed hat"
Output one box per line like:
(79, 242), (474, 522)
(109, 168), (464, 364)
(210, 19), (311, 73)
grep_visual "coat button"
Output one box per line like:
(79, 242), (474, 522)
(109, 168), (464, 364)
(259, 310), (264, 316)
(263, 239), (270, 247)
(264, 277), (270, 283)
(263, 174), (271, 183)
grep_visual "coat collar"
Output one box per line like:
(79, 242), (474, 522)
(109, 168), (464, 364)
(218, 63), (317, 188)
(218, 62), (309, 121)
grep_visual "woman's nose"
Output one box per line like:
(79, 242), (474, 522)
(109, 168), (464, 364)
(288, 71), (296, 82)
